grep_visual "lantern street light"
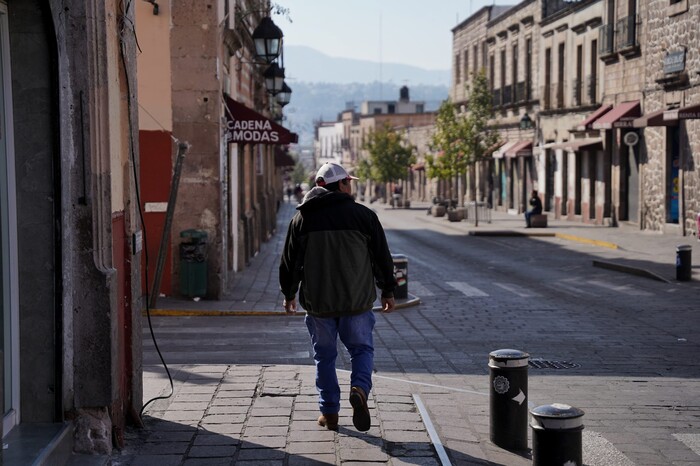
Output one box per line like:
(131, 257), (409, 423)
(252, 16), (283, 63)
(264, 62), (285, 95)
(519, 113), (533, 130)
(276, 82), (292, 107)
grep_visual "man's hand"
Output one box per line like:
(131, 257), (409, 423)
(381, 297), (395, 313)
(283, 297), (297, 315)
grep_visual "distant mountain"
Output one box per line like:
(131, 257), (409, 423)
(280, 46), (450, 147)
(284, 45), (450, 86)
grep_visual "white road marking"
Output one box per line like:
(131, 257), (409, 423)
(447, 281), (489, 297)
(673, 433), (700, 456)
(494, 282), (541, 297)
(587, 279), (654, 296)
(550, 278), (586, 296)
(413, 394), (452, 466)
(583, 431), (636, 466)
(410, 281), (434, 296)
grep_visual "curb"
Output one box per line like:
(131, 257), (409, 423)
(143, 294), (422, 317)
(468, 229), (619, 250)
(592, 260), (671, 283)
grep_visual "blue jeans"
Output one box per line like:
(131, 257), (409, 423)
(305, 311), (376, 415)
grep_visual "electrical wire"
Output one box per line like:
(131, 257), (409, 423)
(118, 0), (174, 421)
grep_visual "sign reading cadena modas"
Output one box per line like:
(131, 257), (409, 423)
(223, 94), (298, 145)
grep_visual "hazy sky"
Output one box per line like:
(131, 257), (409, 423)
(277, 1), (507, 71)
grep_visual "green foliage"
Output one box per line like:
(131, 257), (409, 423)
(427, 69), (499, 180)
(290, 160), (308, 186)
(362, 124), (416, 183)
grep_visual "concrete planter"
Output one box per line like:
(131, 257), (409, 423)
(447, 208), (464, 222)
(431, 205), (446, 217)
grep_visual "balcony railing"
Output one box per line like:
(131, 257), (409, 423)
(515, 81), (527, 103)
(492, 88), (502, 107)
(586, 74), (598, 105)
(554, 82), (564, 109)
(616, 15), (639, 53)
(541, 85), (552, 110)
(502, 84), (513, 106)
(572, 78), (582, 107)
(599, 23), (615, 58)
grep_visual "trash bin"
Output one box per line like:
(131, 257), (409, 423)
(180, 229), (208, 298)
(488, 349), (529, 451)
(530, 403), (585, 466)
(676, 244), (692, 281)
(392, 254), (408, 300)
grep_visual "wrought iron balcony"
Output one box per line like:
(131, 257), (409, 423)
(616, 15), (639, 56)
(599, 23), (616, 60)
(572, 78), (582, 107)
(492, 88), (502, 107)
(502, 85), (513, 106)
(515, 82), (527, 103)
(586, 74), (598, 105)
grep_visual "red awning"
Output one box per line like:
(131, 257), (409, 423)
(592, 101), (640, 129)
(547, 138), (603, 152)
(505, 141), (533, 157)
(223, 94), (298, 145)
(633, 109), (678, 128)
(575, 105), (612, 131)
(493, 141), (517, 159)
(677, 102), (700, 119)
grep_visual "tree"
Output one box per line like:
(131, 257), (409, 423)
(362, 123), (416, 184)
(426, 100), (472, 196)
(426, 69), (499, 204)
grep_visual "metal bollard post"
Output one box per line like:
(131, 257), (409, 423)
(392, 254), (408, 299)
(530, 403), (585, 466)
(489, 349), (529, 450)
(676, 245), (692, 281)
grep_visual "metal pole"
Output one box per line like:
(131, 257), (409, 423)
(149, 141), (189, 310)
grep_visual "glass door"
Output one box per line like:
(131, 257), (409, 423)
(0, 1), (20, 436)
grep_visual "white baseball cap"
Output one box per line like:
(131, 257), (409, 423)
(315, 162), (358, 186)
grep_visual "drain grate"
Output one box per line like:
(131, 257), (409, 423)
(529, 358), (580, 370)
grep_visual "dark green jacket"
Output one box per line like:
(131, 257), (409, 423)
(279, 187), (396, 317)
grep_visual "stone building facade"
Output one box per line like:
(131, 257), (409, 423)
(136, 0), (296, 301)
(2, 0), (143, 460)
(635, 0), (700, 236)
(451, 0), (699, 238)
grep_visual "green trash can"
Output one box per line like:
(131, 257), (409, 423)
(180, 229), (208, 298)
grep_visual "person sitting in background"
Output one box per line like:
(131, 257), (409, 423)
(525, 190), (543, 228)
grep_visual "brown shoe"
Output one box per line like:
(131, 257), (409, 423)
(349, 386), (371, 432)
(317, 413), (339, 431)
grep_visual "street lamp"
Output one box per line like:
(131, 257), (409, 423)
(520, 113), (533, 130)
(252, 16), (283, 63)
(264, 62), (285, 95)
(276, 82), (292, 107)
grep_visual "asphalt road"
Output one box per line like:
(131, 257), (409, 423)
(142, 204), (700, 465)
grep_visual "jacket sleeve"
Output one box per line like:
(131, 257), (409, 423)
(279, 217), (301, 300)
(368, 213), (397, 298)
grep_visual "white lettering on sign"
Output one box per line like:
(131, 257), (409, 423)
(226, 119), (280, 142)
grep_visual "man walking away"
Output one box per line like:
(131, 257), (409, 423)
(279, 162), (397, 432)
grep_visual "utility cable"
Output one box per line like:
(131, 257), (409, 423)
(118, 0), (174, 422)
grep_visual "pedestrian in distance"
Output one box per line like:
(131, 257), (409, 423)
(525, 189), (543, 227)
(279, 162), (397, 432)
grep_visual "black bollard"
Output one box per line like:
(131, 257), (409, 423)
(676, 245), (692, 281)
(530, 403), (585, 466)
(489, 349), (529, 451)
